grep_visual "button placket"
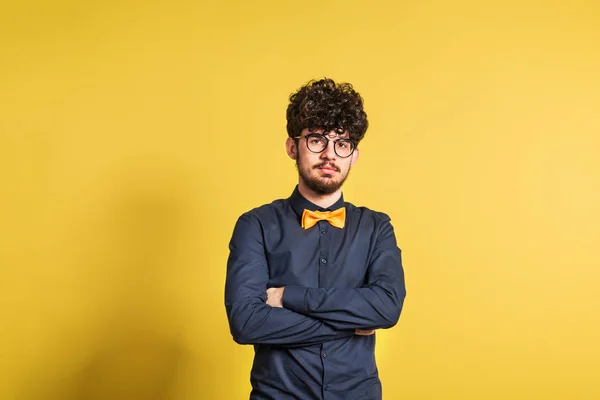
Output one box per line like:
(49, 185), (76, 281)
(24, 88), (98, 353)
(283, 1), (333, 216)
(317, 220), (329, 287)
(319, 221), (328, 267)
(319, 220), (327, 235)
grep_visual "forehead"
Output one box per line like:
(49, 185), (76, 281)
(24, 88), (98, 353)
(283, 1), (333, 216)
(303, 127), (350, 139)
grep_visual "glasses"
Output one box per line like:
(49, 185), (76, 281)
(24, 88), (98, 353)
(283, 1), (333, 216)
(294, 133), (357, 158)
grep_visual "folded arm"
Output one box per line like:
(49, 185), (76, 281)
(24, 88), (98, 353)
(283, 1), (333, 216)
(225, 213), (354, 346)
(282, 217), (406, 330)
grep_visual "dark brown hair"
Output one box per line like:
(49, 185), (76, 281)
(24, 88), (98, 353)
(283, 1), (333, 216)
(286, 78), (368, 144)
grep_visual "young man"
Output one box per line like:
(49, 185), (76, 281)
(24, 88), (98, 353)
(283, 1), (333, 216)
(225, 78), (406, 400)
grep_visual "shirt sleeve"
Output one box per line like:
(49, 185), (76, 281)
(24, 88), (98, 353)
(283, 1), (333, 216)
(224, 213), (353, 346)
(282, 217), (406, 330)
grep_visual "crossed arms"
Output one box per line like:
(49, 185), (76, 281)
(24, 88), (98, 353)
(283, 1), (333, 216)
(224, 213), (406, 347)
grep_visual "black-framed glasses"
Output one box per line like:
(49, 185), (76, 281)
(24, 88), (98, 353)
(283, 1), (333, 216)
(294, 133), (357, 158)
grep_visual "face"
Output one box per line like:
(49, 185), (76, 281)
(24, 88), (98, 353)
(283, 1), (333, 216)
(286, 128), (359, 195)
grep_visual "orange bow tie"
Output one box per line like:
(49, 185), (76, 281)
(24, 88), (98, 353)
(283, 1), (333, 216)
(301, 207), (346, 229)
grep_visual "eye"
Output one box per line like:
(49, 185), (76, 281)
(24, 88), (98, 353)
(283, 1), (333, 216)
(336, 140), (350, 149)
(309, 136), (326, 145)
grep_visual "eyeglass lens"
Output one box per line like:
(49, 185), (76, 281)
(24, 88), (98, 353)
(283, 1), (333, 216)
(306, 134), (355, 157)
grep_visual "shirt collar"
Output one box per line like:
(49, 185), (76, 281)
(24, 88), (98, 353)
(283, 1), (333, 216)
(288, 185), (345, 220)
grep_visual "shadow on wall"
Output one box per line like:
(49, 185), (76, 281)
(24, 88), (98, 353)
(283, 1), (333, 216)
(63, 331), (187, 400)
(19, 159), (217, 399)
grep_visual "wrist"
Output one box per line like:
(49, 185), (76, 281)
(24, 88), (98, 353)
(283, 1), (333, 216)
(281, 285), (307, 311)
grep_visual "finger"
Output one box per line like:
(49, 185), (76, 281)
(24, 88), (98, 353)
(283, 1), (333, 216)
(355, 329), (375, 336)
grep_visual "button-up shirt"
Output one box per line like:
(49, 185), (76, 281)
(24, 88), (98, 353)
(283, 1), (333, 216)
(225, 186), (406, 400)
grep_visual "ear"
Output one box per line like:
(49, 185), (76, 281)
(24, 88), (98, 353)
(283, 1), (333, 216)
(350, 147), (360, 167)
(286, 137), (297, 160)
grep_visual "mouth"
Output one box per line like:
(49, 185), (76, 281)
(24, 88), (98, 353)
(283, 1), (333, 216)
(316, 164), (339, 174)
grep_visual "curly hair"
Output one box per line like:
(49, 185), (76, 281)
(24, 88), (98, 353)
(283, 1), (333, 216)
(286, 78), (368, 144)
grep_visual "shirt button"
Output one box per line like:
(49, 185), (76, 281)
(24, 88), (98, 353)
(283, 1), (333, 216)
(320, 229), (326, 235)
(324, 385), (329, 391)
(322, 353), (327, 358)
(320, 258), (327, 264)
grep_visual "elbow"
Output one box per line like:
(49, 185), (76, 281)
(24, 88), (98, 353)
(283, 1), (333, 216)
(380, 307), (401, 328)
(227, 304), (259, 345)
(231, 326), (254, 344)
(381, 294), (405, 328)
(228, 319), (254, 345)
(231, 330), (252, 345)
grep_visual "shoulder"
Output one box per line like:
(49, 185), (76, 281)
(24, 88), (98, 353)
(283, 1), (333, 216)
(229, 199), (289, 243)
(345, 202), (400, 246)
(345, 201), (392, 225)
(236, 198), (289, 225)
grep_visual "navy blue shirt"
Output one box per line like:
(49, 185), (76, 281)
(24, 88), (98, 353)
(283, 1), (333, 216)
(225, 186), (406, 400)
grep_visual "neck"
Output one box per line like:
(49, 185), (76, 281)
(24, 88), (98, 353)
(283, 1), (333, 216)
(297, 180), (342, 209)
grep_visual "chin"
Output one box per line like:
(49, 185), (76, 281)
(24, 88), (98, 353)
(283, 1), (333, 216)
(315, 176), (338, 185)
(314, 180), (343, 193)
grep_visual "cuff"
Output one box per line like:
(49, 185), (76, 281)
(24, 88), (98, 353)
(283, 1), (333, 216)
(282, 285), (307, 312)
(334, 330), (355, 339)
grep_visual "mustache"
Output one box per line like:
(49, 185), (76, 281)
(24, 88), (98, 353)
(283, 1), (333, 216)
(313, 162), (340, 172)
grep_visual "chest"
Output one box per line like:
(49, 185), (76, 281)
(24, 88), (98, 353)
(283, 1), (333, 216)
(264, 219), (376, 289)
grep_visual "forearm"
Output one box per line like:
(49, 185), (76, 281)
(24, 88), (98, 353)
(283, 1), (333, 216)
(226, 299), (353, 346)
(282, 283), (406, 330)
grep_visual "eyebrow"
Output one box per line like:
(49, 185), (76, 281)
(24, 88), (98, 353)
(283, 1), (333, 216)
(306, 130), (350, 139)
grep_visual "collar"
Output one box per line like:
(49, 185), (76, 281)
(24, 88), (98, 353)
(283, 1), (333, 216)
(288, 185), (345, 220)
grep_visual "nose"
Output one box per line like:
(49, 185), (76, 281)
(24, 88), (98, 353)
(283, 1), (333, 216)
(320, 132), (338, 159)
(321, 141), (336, 159)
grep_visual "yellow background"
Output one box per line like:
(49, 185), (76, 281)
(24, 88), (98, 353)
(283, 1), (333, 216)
(1, 1), (599, 399)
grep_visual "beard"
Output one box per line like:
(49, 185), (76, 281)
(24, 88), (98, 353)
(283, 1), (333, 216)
(296, 157), (351, 195)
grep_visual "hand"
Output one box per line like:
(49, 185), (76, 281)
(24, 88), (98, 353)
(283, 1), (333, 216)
(266, 287), (285, 308)
(354, 329), (376, 336)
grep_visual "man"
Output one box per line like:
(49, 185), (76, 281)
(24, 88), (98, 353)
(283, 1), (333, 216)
(225, 78), (406, 400)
